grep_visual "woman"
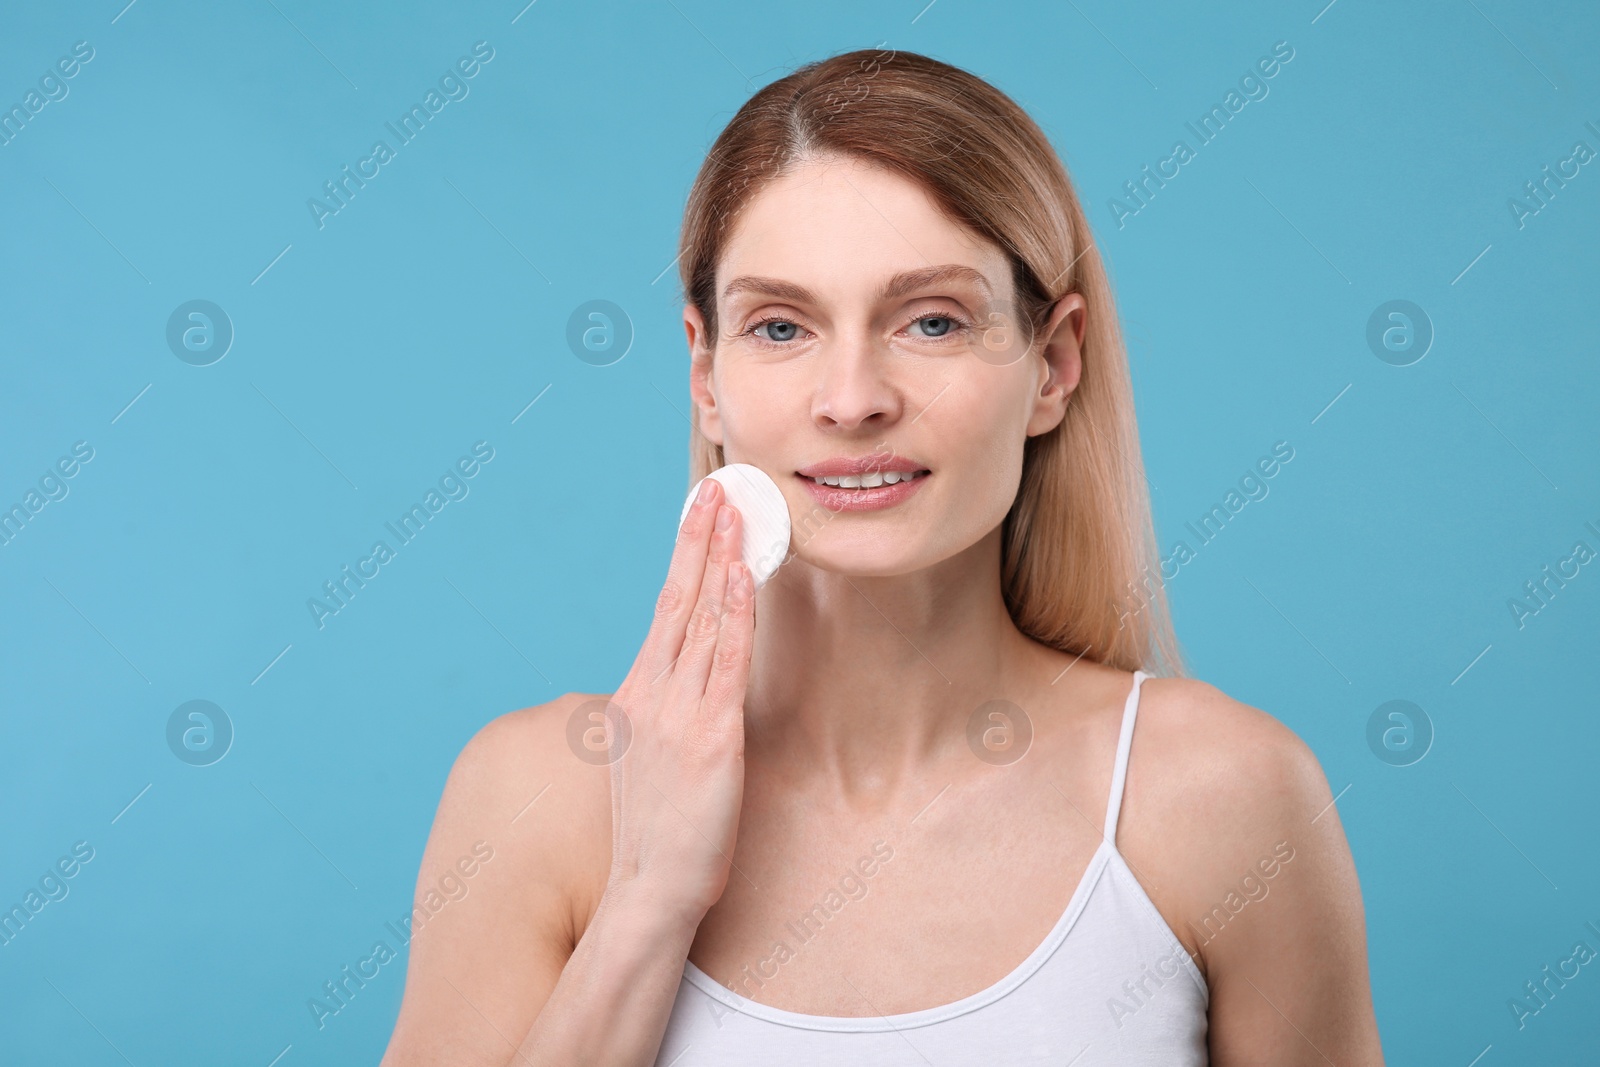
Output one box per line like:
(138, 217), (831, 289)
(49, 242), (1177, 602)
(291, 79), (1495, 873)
(381, 48), (1383, 1065)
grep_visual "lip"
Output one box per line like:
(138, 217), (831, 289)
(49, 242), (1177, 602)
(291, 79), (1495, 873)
(795, 452), (930, 478)
(796, 469), (931, 512)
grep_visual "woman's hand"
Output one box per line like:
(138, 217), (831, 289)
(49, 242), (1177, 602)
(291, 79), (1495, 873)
(604, 476), (757, 929)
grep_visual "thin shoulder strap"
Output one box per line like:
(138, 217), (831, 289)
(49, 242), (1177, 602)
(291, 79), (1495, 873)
(1102, 670), (1148, 844)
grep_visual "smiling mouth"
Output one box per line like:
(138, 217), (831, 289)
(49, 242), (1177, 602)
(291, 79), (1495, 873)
(803, 469), (931, 489)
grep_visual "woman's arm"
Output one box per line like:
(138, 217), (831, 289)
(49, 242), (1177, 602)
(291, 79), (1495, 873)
(383, 482), (758, 1065)
(377, 695), (736, 1067)
(1202, 731), (1382, 1063)
(1128, 680), (1385, 1066)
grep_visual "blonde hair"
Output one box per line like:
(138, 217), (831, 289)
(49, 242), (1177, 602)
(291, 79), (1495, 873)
(676, 48), (1183, 677)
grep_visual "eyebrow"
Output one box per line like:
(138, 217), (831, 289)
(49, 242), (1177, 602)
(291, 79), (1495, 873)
(720, 264), (995, 306)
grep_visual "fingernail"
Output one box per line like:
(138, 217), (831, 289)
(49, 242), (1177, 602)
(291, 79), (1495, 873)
(715, 505), (733, 531)
(697, 479), (717, 506)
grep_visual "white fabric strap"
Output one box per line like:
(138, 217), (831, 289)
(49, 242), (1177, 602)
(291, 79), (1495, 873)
(1102, 670), (1148, 843)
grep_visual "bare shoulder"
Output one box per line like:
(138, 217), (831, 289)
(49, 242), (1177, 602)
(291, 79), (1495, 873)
(1133, 675), (1330, 818)
(429, 689), (617, 932)
(380, 692), (614, 1066)
(1118, 683), (1382, 1058)
(1117, 677), (1345, 966)
(441, 691), (614, 831)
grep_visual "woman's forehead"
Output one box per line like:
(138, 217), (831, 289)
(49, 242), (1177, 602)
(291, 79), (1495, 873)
(717, 162), (1010, 305)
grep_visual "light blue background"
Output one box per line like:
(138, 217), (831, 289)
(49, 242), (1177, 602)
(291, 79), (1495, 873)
(2, 0), (1597, 1063)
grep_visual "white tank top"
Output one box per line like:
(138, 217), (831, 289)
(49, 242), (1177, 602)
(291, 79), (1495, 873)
(651, 671), (1210, 1065)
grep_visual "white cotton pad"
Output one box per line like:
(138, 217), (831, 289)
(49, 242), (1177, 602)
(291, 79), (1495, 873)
(678, 463), (793, 589)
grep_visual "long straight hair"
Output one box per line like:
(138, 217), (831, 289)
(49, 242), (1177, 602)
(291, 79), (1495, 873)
(676, 48), (1182, 677)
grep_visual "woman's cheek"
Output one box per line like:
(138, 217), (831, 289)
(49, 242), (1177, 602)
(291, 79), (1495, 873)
(959, 434), (1027, 529)
(721, 366), (795, 450)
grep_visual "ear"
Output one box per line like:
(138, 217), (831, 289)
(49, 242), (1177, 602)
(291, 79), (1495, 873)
(1025, 291), (1087, 438)
(684, 303), (725, 446)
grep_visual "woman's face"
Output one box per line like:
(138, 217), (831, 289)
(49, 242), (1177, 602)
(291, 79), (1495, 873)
(686, 154), (1085, 579)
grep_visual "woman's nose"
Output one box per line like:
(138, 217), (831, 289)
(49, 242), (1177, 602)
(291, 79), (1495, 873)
(810, 337), (904, 432)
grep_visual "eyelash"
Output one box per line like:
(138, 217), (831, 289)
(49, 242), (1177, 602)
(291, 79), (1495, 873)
(740, 310), (976, 348)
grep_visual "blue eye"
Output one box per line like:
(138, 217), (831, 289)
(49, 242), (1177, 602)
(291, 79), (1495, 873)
(754, 319), (800, 342)
(913, 315), (956, 338)
(741, 310), (973, 347)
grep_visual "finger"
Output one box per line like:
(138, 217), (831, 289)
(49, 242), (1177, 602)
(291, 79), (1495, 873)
(663, 501), (741, 706)
(701, 561), (755, 727)
(638, 478), (723, 685)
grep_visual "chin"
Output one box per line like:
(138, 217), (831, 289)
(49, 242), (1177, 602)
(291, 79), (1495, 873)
(789, 537), (936, 580)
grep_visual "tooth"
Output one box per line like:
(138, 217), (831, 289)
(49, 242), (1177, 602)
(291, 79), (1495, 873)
(810, 471), (928, 488)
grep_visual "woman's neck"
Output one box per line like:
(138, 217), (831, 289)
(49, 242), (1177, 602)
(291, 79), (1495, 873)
(742, 525), (1039, 802)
